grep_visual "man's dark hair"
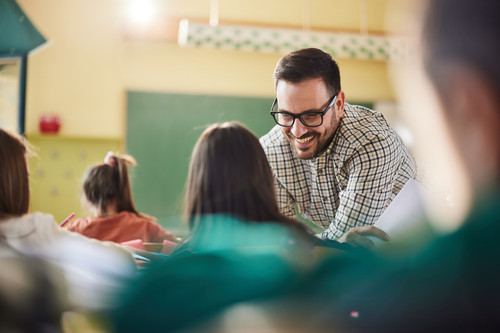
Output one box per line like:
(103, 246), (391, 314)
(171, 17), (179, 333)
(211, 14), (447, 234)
(273, 48), (341, 95)
(423, 0), (500, 93)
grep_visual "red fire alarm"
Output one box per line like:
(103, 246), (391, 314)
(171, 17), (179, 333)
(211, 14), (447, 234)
(39, 115), (61, 134)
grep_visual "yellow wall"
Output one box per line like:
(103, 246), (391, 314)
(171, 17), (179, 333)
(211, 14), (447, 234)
(18, 0), (396, 139)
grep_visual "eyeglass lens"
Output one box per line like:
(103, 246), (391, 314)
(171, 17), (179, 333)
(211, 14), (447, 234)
(273, 112), (323, 127)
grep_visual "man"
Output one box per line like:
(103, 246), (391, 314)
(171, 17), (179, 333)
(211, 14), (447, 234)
(260, 48), (417, 240)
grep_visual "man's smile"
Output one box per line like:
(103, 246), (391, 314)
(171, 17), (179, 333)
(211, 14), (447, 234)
(295, 135), (314, 144)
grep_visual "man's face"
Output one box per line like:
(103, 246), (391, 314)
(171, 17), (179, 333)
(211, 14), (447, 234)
(276, 77), (344, 160)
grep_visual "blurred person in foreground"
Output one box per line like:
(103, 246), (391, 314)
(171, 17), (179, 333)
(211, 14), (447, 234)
(109, 122), (316, 333)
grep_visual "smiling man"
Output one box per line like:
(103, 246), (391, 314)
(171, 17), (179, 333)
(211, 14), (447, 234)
(260, 48), (417, 240)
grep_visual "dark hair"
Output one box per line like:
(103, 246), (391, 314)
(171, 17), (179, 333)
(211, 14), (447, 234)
(83, 154), (143, 217)
(422, 0), (500, 93)
(0, 129), (30, 218)
(273, 48), (341, 95)
(185, 122), (307, 232)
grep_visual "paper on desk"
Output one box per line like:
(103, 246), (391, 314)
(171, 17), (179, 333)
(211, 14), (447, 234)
(369, 179), (427, 245)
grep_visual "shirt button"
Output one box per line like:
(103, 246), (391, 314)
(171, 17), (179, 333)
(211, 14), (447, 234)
(318, 169), (324, 175)
(323, 197), (329, 202)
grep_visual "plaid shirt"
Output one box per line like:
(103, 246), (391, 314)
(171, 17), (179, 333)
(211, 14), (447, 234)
(260, 103), (417, 240)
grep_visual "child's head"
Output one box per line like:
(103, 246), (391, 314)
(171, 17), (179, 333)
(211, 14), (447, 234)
(83, 152), (139, 216)
(185, 121), (282, 226)
(0, 129), (30, 217)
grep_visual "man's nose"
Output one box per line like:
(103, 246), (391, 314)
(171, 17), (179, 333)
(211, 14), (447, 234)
(291, 119), (308, 138)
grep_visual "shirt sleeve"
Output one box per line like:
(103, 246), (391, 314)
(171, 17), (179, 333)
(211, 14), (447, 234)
(318, 135), (402, 240)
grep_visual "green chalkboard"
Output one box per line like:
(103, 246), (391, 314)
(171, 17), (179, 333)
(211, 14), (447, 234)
(126, 91), (274, 235)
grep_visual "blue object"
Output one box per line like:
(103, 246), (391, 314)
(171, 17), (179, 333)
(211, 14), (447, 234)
(0, 0), (46, 55)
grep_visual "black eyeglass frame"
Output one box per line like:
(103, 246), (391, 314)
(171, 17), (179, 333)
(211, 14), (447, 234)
(270, 93), (338, 128)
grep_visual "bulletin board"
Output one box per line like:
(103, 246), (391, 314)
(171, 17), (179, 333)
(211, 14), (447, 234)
(126, 91), (274, 235)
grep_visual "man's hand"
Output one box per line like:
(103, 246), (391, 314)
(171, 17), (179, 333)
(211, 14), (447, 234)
(338, 225), (390, 249)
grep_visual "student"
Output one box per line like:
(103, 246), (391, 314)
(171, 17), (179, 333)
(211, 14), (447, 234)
(260, 48), (417, 240)
(0, 128), (136, 311)
(110, 122), (389, 333)
(67, 152), (179, 244)
(168, 122), (328, 259)
(110, 122), (314, 333)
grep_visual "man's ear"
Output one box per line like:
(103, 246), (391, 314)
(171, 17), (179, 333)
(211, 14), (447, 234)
(335, 90), (346, 120)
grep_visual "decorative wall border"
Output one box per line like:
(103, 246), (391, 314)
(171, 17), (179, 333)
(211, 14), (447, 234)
(178, 20), (409, 62)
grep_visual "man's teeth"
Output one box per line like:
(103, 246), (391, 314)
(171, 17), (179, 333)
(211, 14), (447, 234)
(295, 136), (313, 143)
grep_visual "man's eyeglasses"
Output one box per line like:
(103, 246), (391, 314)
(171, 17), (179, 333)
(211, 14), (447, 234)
(270, 93), (338, 128)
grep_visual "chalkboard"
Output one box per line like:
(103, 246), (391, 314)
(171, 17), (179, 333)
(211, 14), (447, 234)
(126, 91), (274, 235)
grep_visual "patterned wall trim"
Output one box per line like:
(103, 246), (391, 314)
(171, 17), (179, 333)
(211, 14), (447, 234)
(178, 20), (409, 62)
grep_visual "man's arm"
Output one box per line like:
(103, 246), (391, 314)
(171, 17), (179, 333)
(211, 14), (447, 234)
(319, 135), (411, 240)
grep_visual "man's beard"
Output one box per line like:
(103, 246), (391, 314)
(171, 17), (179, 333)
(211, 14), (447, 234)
(286, 130), (336, 160)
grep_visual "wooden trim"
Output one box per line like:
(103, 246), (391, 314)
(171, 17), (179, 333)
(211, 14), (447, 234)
(122, 16), (389, 42)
